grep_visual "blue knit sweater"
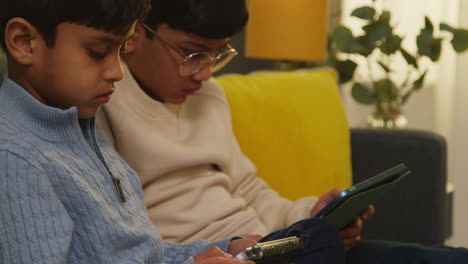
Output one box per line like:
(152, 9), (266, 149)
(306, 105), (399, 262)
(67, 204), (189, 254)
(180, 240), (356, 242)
(0, 77), (233, 263)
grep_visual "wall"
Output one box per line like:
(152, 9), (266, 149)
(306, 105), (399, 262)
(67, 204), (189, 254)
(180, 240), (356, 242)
(448, 0), (468, 247)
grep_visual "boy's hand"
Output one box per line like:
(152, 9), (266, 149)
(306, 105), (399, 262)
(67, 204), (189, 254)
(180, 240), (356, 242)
(309, 188), (342, 217)
(227, 238), (259, 256)
(339, 205), (375, 251)
(239, 234), (262, 242)
(193, 247), (254, 264)
(309, 188), (376, 251)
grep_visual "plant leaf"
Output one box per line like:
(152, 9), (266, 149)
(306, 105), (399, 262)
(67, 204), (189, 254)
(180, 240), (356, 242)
(430, 38), (442, 61)
(332, 59), (358, 84)
(331, 26), (354, 52)
(374, 78), (398, 102)
(440, 23), (468, 53)
(331, 26), (366, 54)
(351, 82), (376, 104)
(356, 35), (377, 56)
(380, 35), (402, 55)
(417, 16), (443, 61)
(440, 23), (456, 34)
(362, 10), (393, 43)
(331, 26), (352, 53)
(380, 10), (391, 23)
(425, 16), (434, 33)
(451, 29), (468, 53)
(417, 27), (442, 61)
(412, 70), (428, 91)
(351, 6), (376, 21)
(400, 48), (418, 68)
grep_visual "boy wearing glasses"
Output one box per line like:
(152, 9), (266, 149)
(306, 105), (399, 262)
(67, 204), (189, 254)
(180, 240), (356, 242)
(97, 0), (468, 263)
(98, 0), (369, 251)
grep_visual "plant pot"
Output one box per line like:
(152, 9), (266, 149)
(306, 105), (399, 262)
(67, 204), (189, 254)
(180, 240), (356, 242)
(367, 102), (408, 129)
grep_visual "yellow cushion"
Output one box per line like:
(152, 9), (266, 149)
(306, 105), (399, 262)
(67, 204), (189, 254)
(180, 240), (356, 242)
(215, 69), (352, 200)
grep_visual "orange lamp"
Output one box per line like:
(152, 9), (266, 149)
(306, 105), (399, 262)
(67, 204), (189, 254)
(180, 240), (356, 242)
(245, 0), (329, 62)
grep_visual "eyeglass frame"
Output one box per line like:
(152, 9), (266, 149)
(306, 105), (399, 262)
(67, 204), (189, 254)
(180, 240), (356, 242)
(142, 24), (238, 76)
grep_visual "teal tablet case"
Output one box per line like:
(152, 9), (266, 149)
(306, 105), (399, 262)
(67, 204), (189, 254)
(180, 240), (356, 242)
(319, 166), (410, 230)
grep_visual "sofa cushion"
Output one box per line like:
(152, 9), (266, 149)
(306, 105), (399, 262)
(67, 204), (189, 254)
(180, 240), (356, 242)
(215, 69), (352, 200)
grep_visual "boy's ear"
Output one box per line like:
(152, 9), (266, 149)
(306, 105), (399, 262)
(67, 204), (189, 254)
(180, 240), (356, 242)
(5, 18), (41, 65)
(124, 23), (145, 54)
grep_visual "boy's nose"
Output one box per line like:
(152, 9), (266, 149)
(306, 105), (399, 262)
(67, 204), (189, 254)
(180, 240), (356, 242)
(105, 56), (125, 82)
(192, 64), (212, 82)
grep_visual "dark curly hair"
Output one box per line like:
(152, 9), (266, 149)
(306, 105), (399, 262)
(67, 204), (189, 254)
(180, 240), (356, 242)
(0, 0), (151, 52)
(144, 0), (248, 39)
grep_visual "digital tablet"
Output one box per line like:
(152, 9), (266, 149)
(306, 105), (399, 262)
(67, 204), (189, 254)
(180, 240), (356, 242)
(315, 163), (410, 230)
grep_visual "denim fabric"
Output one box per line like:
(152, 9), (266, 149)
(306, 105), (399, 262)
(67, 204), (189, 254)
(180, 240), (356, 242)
(347, 240), (468, 264)
(260, 217), (346, 264)
(258, 217), (468, 264)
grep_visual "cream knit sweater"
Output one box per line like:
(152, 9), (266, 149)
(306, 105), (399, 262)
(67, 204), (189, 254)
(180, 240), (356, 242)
(97, 65), (318, 243)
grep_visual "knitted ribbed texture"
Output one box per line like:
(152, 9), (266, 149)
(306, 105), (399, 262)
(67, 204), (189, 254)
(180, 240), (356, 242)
(0, 77), (232, 263)
(162, 240), (234, 264)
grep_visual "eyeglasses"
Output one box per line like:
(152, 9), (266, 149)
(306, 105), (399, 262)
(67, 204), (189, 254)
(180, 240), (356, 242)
(143, 24), (238, 77)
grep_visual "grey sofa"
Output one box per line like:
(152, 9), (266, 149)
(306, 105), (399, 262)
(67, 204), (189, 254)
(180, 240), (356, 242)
(350, 128), (451, 246)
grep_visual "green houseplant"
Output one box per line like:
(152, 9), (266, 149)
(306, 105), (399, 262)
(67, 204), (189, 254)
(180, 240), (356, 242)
(328, 0), (468, 128)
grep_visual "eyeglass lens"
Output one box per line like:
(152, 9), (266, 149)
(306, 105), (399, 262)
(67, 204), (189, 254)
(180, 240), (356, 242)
(179, 51), (237, 76)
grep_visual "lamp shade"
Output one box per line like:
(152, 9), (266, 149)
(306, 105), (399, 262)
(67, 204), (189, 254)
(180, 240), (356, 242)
(245, 0), (329, 62)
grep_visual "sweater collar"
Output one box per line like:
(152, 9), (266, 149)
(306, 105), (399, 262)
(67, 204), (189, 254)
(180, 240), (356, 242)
(0, 76), (89, 142)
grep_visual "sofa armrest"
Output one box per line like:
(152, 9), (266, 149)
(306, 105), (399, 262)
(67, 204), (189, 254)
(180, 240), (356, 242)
(350, 128), (450, 246)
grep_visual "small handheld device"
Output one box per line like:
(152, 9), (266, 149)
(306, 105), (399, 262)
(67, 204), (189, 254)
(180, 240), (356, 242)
(234, 237), (304, 264)
(315, 163), (410, 230)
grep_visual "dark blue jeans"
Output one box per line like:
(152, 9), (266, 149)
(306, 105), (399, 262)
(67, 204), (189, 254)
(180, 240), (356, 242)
(347, 239), (468, 264)
(261, 217), (468, 264)
(260, 217), (346, 264)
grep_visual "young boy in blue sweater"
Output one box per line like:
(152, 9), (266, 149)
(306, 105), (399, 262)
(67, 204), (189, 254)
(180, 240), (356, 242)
(0, 0), (259, 263)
